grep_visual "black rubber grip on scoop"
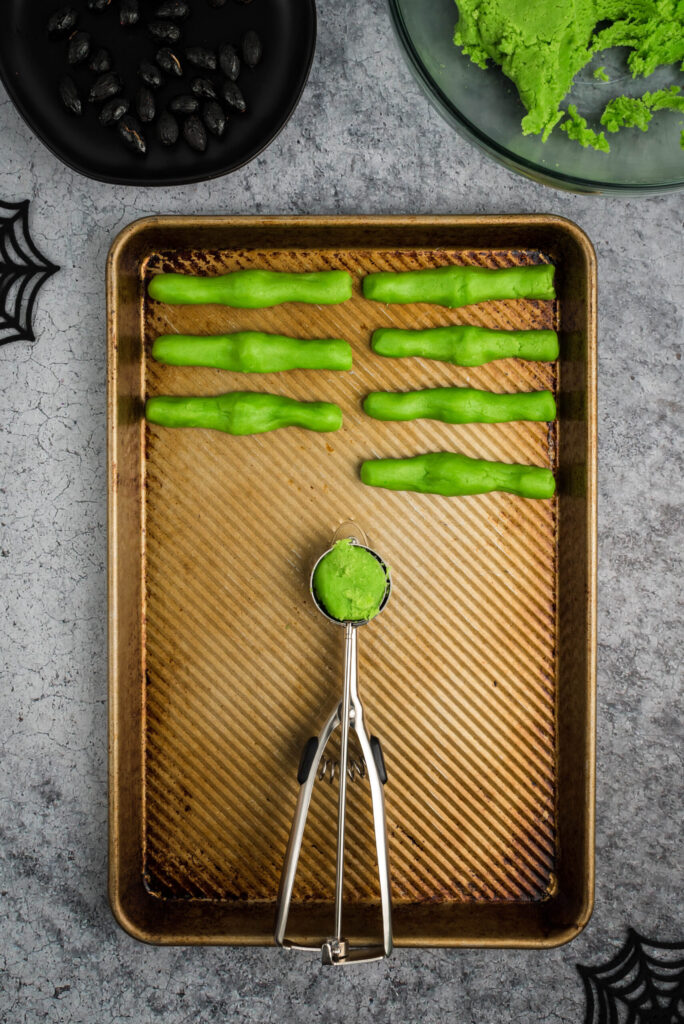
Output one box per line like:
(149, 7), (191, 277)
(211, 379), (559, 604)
(297, 736), (318, 784)
(370, 735), (387, 784)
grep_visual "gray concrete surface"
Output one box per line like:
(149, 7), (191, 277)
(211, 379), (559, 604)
(0, 0), (682, 1021)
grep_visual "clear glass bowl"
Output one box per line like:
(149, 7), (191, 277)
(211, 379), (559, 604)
(388, 0), (684, 196)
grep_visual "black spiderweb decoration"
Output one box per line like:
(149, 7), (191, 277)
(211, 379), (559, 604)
(0, 199), (59, 345)
(578, 929), (684, 1024)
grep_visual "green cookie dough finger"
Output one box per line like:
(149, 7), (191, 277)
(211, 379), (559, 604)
(360, 452), (555, 499)
(362, 264), (555, 308)
(363, 387), (556, 424)
(152, 332), (353, 372)
(148, 269), (353, 308)
(371, 325), (559, 367)
(146, 392), (342, 435)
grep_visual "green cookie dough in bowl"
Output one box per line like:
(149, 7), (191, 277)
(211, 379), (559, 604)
(312, 539), (390, 623)
(453, 0), (684, 146)
(387, 0), (684, 194)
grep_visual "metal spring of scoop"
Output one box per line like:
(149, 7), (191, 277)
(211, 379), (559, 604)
(318, 755), (366, 783)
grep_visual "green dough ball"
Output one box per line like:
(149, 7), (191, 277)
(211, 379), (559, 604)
(313, 539), (388, 622)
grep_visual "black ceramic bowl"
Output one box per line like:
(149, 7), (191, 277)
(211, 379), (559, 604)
(0, 0), (316, 185)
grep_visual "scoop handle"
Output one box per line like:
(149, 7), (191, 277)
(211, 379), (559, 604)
(333, 623), (355, 940)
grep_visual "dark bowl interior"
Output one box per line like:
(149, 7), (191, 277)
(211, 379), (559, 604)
(0, 0), (316, 185)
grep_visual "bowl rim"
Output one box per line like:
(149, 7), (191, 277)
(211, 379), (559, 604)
(387, 0), (684, 197)
(0, 0), (317, 187)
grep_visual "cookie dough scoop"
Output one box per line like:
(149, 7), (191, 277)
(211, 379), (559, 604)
(274, 525), (393, 965)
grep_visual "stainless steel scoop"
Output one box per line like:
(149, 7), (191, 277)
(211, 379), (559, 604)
(274, 525), (393, 965)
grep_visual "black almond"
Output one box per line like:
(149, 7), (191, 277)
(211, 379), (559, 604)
(158, 109), (180, 145)
(47, 7), (78, 36)
(191, 77), (217, 99)
(202, 100), (226, 137)
(67, 31), (91, 65)
(242, 30), (262, 68)
(155, 0), (190, 17)
(89, 72), (122, 103)
(169, 93), (198, 114)
(59, 75), (82, 115)
(148, 20), (181, 43)
(136, 86), (156, 123)
(219, 42), (240, 81)
(99, 96), (129, 126)
(186, 46), (217, 71)
(118, 114), (147, 155)
(183, 113), (207, 152)
(89, 48), (112, 73)
(139, 59), (163, 89)
(120, 0), (140, 26)
(222, 79), (246, 113)
(156, 48), (183, 76)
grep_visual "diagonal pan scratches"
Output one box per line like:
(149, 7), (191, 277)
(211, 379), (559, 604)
(370, 639), (556, 816)
(370, 514), (556, 722)
(369, 655), (556, 863)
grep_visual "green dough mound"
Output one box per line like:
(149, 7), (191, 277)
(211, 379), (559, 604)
(601, 96), (653, 133)
(646, 85), (684, 114)
(561, 105), (610, 152)
(313, 539), (388, 622)
(453, 0), (684, 143)
(602, 85), (684, 130)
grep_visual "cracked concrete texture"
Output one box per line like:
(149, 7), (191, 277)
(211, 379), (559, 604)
(0, 0), (682, 1020)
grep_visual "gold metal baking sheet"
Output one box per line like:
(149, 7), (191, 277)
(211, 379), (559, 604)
(107, 215), (596, 947)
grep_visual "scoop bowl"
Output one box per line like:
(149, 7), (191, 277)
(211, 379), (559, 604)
(310, 536), (391, 627)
